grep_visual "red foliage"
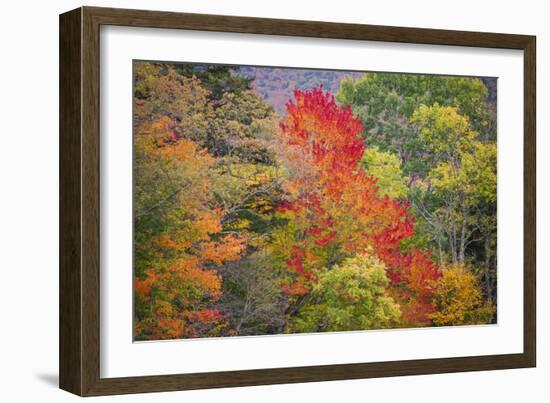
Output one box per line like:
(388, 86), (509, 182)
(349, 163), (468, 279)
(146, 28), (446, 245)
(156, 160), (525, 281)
(278, 88), (441, 323)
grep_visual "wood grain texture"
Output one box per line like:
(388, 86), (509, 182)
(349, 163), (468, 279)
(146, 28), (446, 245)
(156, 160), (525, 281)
(59, 7), (82, 396)
(81, 6), (102, 396)
(59, 6), (537, 396)
(523, 37), (536, 367)
(85, 6), (532, 49)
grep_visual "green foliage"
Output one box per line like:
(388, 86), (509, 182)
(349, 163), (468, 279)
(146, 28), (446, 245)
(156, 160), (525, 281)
(428, 141), (497, 204)
(337, 73), (492, 176)
(412, 104), (478, 162)
(132, 61), (278, 340)
(174, 64), (252, 101)
(132, 61), (497, 340)
(208, 90), (277, 161)
(289, 253), (401, 333)
(361, 146), (408, 198)
(410, 104), (497, 265)
(133, 118), (215, 277)
(338, 73), (497, 305)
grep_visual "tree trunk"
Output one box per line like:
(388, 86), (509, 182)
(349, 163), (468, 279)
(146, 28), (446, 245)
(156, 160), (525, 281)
(458, 211), (468, 263)
(448, 227), (458, 264)
(484, 236), (493, 303)
(437, 237), (444, 266)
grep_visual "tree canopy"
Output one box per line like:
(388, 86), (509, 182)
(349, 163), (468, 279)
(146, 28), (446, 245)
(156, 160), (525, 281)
(133, 62), (497, 340)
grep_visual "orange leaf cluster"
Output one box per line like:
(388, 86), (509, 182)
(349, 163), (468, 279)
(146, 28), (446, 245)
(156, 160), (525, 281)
(134, 116), (247, 339)
(278, 88), (440, 322)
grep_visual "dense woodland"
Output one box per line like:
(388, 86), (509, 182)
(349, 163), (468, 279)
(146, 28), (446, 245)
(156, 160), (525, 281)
(133, 62), (497, 340)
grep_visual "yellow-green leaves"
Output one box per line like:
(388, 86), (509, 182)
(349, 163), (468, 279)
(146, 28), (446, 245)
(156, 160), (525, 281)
(462, 142), (497, 202)
(289, 252), (401, 333)
(412, 104), (478, 159)
(429, 142), (497, 204)
(361, 146), (408, 198)
(411, 104), (496, 205)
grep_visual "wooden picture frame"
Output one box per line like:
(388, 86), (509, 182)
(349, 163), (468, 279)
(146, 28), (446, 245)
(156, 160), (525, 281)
(59, 6), (536, 396)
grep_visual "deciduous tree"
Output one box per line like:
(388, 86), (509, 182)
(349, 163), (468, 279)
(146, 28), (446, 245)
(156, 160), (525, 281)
(276, 88), (440, 325)
(289, 252), (401, 332)
(429, 264), (495, 326)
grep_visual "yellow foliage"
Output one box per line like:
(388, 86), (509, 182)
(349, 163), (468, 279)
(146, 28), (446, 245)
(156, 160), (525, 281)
(429, 264), (495, 326)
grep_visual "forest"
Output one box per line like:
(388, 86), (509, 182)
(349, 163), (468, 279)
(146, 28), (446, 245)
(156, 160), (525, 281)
(133, 61), (497, 340)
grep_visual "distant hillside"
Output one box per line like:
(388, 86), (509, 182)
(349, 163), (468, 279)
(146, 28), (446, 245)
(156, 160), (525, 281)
(237, 66), (496, 117)
(237, 66), (361, 115)
(481, 77), (497, 103)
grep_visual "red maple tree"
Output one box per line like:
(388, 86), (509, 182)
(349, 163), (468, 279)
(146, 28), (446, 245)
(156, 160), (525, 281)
(277, 88), (440, 324)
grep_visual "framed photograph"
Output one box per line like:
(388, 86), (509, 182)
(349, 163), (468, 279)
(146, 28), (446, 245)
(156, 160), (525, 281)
(59, 6), (536, 396)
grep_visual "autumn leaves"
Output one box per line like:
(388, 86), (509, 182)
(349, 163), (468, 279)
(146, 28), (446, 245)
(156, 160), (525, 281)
(133, 63), (496, 340)
(274, 89), (440, 326)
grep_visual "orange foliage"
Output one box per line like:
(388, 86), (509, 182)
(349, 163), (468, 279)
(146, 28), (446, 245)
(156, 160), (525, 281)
(278, 88), (441, 323)
(200, 234), (248, 266)
(134, 116), (247, 340)
(134, 269), (157, 301)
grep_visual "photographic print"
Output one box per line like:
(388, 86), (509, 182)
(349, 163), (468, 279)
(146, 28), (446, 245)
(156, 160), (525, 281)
(132, 61), (497, 341)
